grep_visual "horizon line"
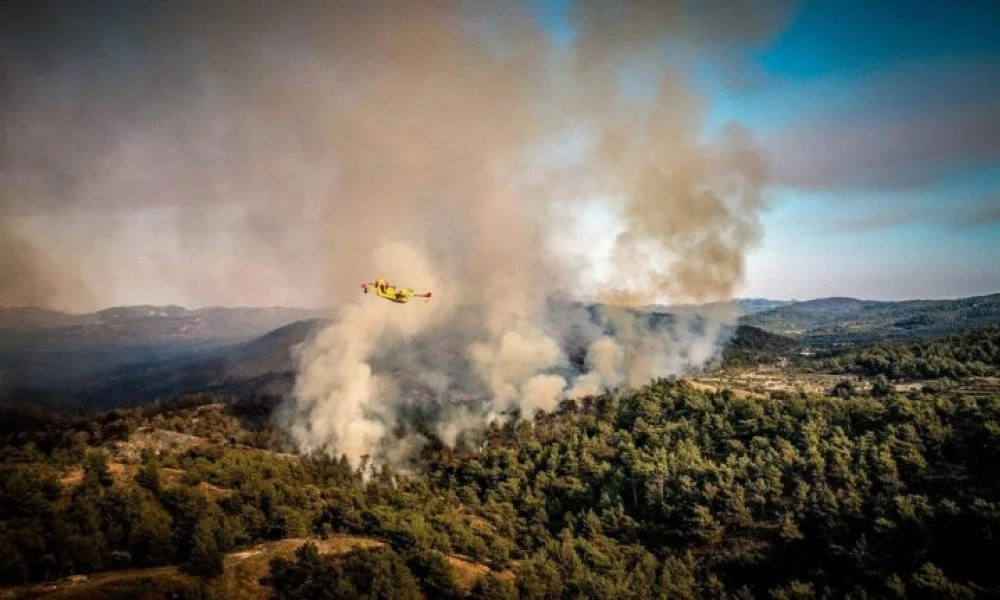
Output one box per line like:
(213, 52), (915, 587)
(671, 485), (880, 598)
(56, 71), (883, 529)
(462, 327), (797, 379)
(3, 290), (999, 316)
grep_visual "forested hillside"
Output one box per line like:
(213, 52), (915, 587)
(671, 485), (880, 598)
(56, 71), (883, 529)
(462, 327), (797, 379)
(742, 293), (1000, 347)
(720, 326), (799, 367)
(819, 324), (1000, 380)
(2, 377), (998, 598)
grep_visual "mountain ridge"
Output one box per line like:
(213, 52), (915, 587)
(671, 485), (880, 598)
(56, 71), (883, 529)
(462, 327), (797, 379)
(741, 292), (1000, 346)
(4, 291), (1000, 408)
(0, 306), (330, 399)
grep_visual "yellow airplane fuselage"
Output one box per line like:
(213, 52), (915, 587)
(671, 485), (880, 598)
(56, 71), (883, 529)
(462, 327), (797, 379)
(364, 278), (426, 304)
(374, 285), (413, 303)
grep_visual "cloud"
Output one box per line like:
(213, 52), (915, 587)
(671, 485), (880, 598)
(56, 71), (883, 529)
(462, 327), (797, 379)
(816, 196), (1000, 235)
(759, 59), (1000, 191)
(950, 197), (1000, 229)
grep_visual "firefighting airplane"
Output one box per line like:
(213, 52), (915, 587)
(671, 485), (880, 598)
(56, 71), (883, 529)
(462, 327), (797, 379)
(361, 277), (432, 304)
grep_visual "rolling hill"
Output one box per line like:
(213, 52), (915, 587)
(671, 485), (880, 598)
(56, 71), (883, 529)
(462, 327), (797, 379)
(73, 318), (328, 407)
(0, 306), (328, 400)
(721, 324), (800, 367)
(740, 292), (1000, 347)
(66, 318), (794, 409)
(6, 292), (1000, 409)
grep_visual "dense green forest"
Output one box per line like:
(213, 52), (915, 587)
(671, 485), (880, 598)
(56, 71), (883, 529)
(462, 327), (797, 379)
(2, 370), (999, 598)
(818, 324), (1000, 380)
(720, 326), (799, 368)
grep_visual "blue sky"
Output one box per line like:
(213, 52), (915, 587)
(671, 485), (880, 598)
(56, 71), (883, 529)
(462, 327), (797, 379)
(708, 0), (1000, 300)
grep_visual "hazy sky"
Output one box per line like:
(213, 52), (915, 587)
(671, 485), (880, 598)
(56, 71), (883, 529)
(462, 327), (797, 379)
(2, 0), (998, 310)
(710, 0), (1000, 300)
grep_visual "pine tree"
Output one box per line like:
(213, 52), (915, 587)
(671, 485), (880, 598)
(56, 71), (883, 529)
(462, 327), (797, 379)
(184, 518), (223, 578)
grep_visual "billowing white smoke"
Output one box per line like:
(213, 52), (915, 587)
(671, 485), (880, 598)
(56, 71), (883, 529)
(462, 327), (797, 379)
(286, 274), (743, 469)
(276, 1), (781, 468)
(1, 1), (782, 452)
(286, 241), (447, 462)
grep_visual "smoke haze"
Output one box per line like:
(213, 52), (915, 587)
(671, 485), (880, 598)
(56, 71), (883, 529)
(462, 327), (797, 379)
(1, 1), (788, 466)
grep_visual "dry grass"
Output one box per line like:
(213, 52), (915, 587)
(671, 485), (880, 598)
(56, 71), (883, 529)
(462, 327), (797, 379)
(956, 376), (1000, 398)
(210, 535), (385, 600)
(690, 370), (860, 398)
(4, 534), (503, 599)
(445, 555), (491, 590)
(4, 535), (384, 600)
(59, 464), (232, 501)
(1, 566), (189, 599)
(58, 462), (132, 490)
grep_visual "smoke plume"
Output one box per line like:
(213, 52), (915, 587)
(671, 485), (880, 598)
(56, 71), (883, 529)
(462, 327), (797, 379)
(1, 1), (787, 466)
(272, 1), (781, 468)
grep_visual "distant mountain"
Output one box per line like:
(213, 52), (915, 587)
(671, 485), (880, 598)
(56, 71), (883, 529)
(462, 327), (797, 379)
(13, 292), (999, 409)
(736, 298), (796, 315)
(645, 298), (794, 316)
(0, 306), (97, 329)
(67, 317), (795, 409)
(11, 299), (781, 408)
(0, 304), (327, 342)
(741, 293), (1000, 347)
(74, 318), (329, 407)
(0, 305), (329, 397)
